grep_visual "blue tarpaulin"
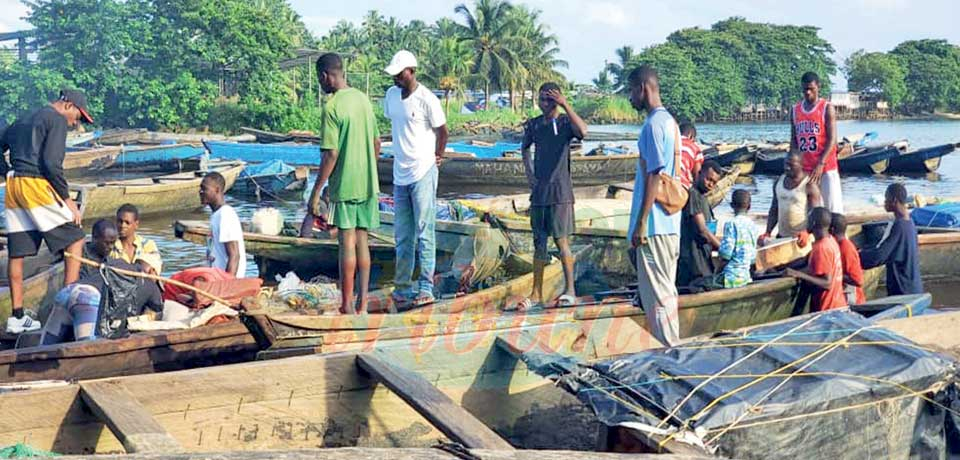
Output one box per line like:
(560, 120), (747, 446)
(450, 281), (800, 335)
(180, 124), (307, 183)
(241, 159), (296, 178)
(911, 202), (960, 228)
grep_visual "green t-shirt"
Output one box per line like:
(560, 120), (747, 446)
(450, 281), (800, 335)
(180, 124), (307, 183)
(320, 87), (381, 202)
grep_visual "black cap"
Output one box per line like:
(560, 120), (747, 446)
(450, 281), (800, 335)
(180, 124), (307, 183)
(59, 89), (94, 124)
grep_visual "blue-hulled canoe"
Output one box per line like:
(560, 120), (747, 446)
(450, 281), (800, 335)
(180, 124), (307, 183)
(63, 143), (205, 172)
(851, 293), (930, 320)
(203, 140), (321, 164)
(887, 143), (957, 173)
(838, 145), (901, 174)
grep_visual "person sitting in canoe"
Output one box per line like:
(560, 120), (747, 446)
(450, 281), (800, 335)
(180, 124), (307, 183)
(830, 213), (866, 305)
(677, 161), (723, 292)
(111, 203), (163, 275)
(786, 207), (848, 311)
(678, 121), (703, 190)
(761, 150), (821, 245)
(716, 190), (759, 289)
(199, 172), (247, 278)
(1, 89), (93, 334)
(518, 82), (588, 309)
(859, 183), (923, 296)
(39, 220), (163, 345)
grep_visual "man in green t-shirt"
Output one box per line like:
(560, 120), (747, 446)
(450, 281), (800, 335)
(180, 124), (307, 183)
(303, 53), (381, 314)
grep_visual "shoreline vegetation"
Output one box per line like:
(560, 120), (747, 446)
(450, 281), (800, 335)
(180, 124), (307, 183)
(0, 1), (957, 135)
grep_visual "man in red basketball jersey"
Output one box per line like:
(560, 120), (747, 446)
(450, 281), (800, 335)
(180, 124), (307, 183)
(791, 72), (842, 213)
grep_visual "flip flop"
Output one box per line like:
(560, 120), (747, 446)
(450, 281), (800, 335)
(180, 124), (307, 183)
(549, 294), (577, 309)
(505, 297), (539, 312)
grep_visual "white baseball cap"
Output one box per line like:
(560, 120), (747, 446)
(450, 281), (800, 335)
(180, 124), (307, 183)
(385, 50), (418, 76)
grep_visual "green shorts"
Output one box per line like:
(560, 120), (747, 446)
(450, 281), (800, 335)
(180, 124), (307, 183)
(332, 197), (380, 230)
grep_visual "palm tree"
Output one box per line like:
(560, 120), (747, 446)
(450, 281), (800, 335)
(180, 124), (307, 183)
(423, 31), (474, 112)
(454, 0), (522, 110)
(508, 5), (566, 110)
(593, 71), (614, 93)
(605, 45), (636, 93)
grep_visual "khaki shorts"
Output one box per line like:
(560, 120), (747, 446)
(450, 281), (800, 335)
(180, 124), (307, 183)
(332, 197), (380, 230)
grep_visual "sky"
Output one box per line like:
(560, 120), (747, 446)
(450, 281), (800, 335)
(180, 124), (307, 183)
(2, 0), (959, 88)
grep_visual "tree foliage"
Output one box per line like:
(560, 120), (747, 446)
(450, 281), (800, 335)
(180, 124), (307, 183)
(844, 50), (907, 109)
(890, 40), (960, 113)
(597, 17), (836, 121)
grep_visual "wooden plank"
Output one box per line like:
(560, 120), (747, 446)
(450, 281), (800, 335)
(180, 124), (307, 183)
(56, 447), (720, 459)
(356, 353), (514, 450)
(80, 380), (183, 454)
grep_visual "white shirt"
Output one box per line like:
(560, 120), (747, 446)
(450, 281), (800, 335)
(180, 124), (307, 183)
(383, 84), (447, 186)
(207, 205), (247, 277)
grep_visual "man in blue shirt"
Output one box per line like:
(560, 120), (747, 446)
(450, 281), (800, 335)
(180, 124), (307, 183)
(859, 183), (923, 295)
(627, 65), (682, 346)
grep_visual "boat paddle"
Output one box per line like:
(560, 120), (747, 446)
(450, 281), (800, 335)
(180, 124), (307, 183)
(64, 253), (234, 307)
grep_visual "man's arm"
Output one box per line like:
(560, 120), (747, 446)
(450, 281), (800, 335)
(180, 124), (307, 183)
(520, 122), (536, 188)
(557, 93), (588, 139)
(765, 179), (780, 236)
(821, 103), (838, 171)
(693, 212), (721, 249)
(786, 267), (832, 290)
(308, 148), (339, 215)
(806, 180), (823, 210)
(634, 171), (659, 247)
(224, 240), (241, 277)
(789, 111), (798, 151)
(434, 125), (449, 165)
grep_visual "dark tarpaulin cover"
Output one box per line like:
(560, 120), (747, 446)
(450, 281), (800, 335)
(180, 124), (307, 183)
(520, 310), (960, 459)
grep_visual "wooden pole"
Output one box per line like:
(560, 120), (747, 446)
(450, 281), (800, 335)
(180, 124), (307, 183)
(65, 253), (234, 307)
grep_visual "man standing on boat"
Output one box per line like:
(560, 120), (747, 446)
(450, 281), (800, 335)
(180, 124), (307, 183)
(0, 89), (92, 334)
(859, 183), (923, 296)
(519, 82), (587, 309)
(791, 72), (842, 213)
(305, 53), (381, 314)
(762, 151), (822, 243)
(627, 65), (682, 347)
(383, 50), (449, 306)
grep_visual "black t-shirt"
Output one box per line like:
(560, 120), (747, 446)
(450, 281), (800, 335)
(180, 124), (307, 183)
(3, 106), (70, 198)
(859, 219), (923, 295)
(679, 186), (715, 281)
(522, 114), (580, 205)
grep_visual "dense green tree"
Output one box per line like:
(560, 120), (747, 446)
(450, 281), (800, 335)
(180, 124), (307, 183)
(890, 39), (960, 112)
(604, 46), (636, 93)
(633, 43), (709, 121)
(844, 50), (907, 110)
(454, 0), (522, 109)
(592, 71), (614, 94)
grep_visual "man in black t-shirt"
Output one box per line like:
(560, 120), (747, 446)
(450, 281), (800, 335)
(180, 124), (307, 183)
(678, 161), (723, 291)
(2, 89), (93, 333)
(519, 83), (588, 309)
(39, 220), (162, 345)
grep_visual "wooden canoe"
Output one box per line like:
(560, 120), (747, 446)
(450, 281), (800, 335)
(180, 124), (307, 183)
(230, 165), (309, 200)
(0, 320), (258, 384)
(240, 126), (322, 144)
(838, 145), (901, 174)
(705, 145), (756, 175)
(63, 143), (207, 174)
(173, 219), (510, 288)
(0, 291), (923, 455)
(0, 242), (63, 322)
(886, 143), (957, 173)
(71, 161), (244, 220)
(752, 150), (786, 175)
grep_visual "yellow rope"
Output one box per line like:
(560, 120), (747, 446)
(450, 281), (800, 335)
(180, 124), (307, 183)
(702, 326), (872, 446)
(671, 340), (933, 353)
(654, 314), (823, 430)
(657, 325), (876, 449)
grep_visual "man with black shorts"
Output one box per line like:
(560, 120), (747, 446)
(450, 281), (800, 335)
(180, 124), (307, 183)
(519, 82), (587, 309)
(1, 89), (92, 333)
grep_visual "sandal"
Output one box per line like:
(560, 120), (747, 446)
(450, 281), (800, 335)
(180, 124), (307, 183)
(506, 297), (541, 312)
(549, 294), (577, 309)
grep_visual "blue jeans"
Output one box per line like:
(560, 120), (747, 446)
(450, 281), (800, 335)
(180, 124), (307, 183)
(393, 165), (438, 299)
(40, 283), (101, 345)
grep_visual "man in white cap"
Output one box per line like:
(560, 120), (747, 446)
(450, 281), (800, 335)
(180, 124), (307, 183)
(383, 50), (449, 306)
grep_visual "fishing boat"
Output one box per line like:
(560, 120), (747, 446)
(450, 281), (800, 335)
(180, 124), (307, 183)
(240, 126), (321, 144)
(231, 160), (309, 200)
(886, 143), (957, 173)
(837, 144), (901, 174)
(204, 140), (320, 164)
(0, 289), (924, 455)
(0, 321), (258, 383)
(173, 219), (510, 288)
(704, 145), (757, 175)
(0, 241), (63, 322)
(517, 303), (945, 458)
(61, 145), (124, 171)
(71, 161), (244, 220)
(96, 128), (148, 145)
(751, 148), (787, 175)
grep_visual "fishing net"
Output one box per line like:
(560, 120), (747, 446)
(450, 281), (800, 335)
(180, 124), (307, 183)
(0, 443), (58, 458)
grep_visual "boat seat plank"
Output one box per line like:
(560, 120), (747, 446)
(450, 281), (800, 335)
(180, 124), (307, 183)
(80, 380), (183, 454)
(355, 353), (514, 450)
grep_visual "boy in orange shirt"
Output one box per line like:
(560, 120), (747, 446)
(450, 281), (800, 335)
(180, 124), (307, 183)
(787, 207), (847, 311)
(830, 213), (865, 304)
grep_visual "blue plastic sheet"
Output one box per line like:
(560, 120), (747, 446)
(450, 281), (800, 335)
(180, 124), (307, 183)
(241, 159), (296, 178)
(911, 202), (960, 228)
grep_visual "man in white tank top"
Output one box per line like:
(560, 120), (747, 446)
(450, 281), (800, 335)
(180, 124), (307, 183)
(762, 151), (822, 244)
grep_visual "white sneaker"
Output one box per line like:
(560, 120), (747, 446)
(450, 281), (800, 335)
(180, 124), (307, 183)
(6, 314), (41, 334)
